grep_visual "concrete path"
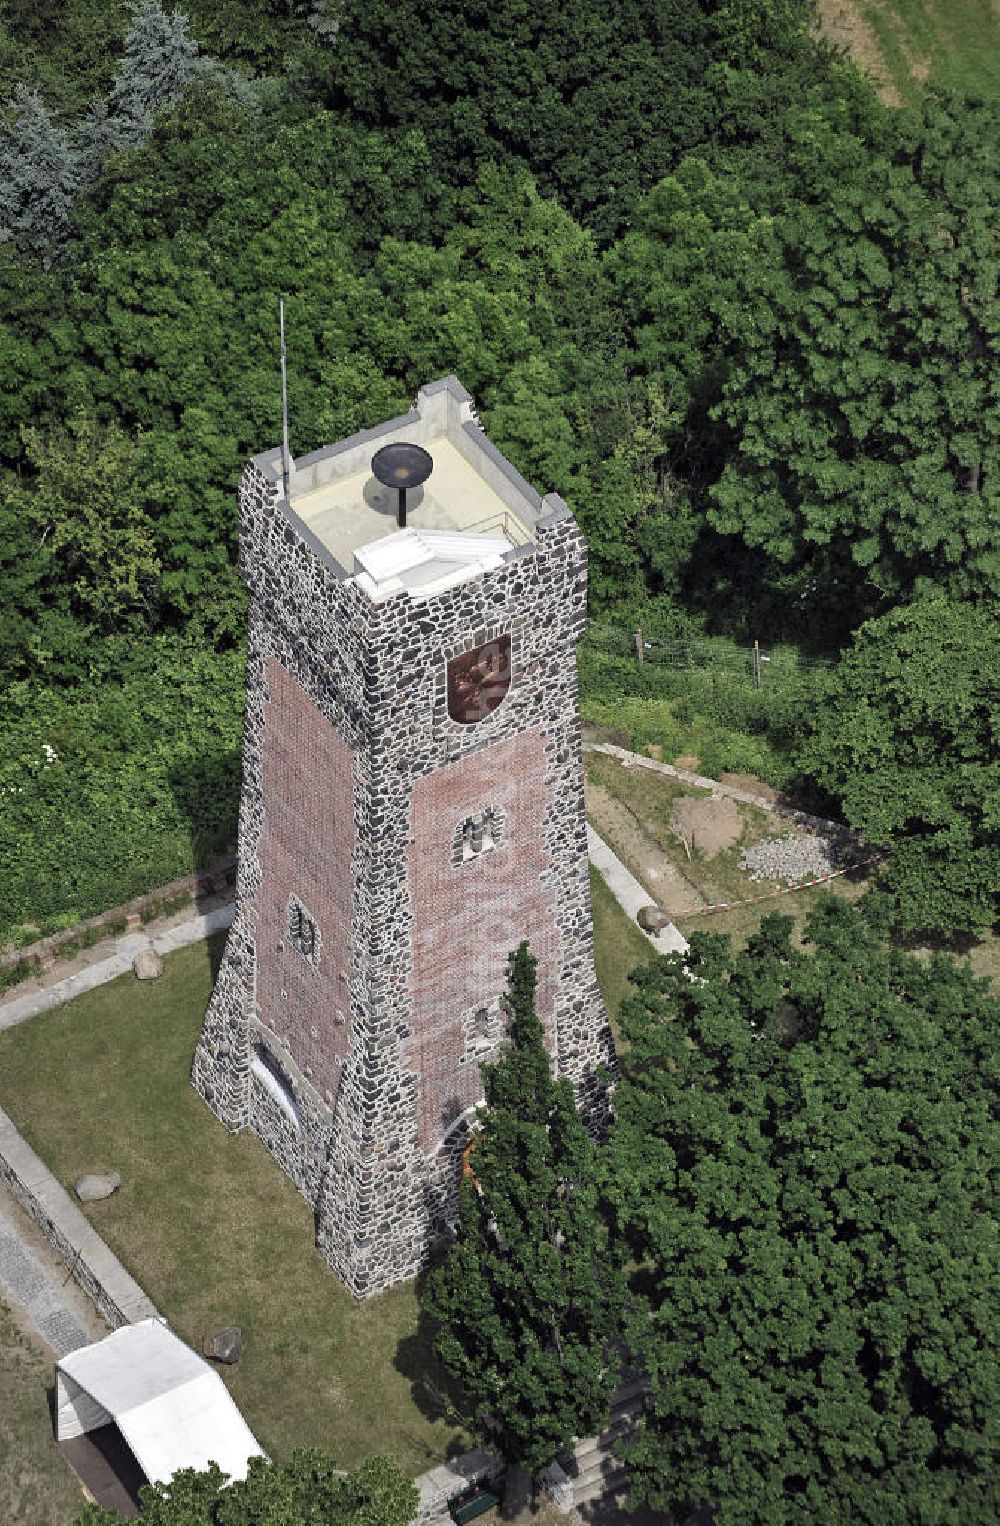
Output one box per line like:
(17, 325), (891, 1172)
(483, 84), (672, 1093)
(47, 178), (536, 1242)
(588, 825), (689, 957)
(0, 820), (688, 1032)
(0, 1184), (104, 1357)
(0, 903), (235, 1033)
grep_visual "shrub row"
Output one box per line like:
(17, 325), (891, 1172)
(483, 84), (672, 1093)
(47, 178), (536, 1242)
(577, 635), (824, 787)
(0, 636), (244, 947)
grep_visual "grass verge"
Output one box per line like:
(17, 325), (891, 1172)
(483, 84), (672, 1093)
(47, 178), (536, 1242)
(0, 1299), (83, 1524)
(590, 865), (657, 1041)
(0, 936), (466, 1474)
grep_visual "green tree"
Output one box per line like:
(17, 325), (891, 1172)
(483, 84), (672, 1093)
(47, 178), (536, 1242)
(324, 0), (716, 240)
(607, 902), (999, 1524)
(103, 0), (201, 151)
(2, 409), (161, 638)
(423, 942), (618, 1508)
(708, 93), (1000, 611)
(797, 596), (1000, 937)
(75, 1449), (418, 1524)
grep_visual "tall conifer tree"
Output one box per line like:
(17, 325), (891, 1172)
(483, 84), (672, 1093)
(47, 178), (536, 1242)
(0, 85), (80, 264)
(423, 942), (618, 1512)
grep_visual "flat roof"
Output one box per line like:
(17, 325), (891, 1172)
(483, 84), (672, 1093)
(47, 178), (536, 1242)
(252, 378), (544, 594)
(291, 435), (521, 574)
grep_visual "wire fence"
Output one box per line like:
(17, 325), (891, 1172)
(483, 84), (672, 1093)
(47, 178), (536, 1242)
(577, 622), (838, 786)
(584, 622), (837, 686)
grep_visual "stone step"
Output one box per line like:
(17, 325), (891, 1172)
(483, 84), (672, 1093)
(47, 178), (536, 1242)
(610, 1376), (647, 1408)
(565, 1436), (630, 1479)
(569, 1449), (629, 1495)
(573, 1463), (630, 1510)
(564, 1409), (640, 1473)
(574, 1481), (624, 1512)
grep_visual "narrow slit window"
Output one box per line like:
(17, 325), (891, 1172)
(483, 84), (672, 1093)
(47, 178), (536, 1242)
(288, 897), (319, 963)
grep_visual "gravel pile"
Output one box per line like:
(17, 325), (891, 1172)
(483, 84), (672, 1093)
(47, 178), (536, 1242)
(739, 833), (838, 885)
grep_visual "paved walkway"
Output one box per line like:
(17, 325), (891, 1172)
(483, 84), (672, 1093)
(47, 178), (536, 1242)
(588, 826), (689, 956)
(0, 1183), (105, 1357)
(0, 903), (235, 1033)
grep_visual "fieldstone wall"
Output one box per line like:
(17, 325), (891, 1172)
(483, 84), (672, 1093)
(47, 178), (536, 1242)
(0, 1104), (158, 1329)
(193, 377), (615, 1298)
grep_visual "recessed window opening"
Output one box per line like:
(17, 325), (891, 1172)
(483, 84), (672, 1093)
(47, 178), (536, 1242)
(460, 808), (499, 862)
(288, 895), (319, 963)
(251, 1045), (303, 1133)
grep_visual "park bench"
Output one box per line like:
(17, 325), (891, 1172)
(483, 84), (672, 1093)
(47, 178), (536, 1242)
(448, 1479), (501, 1523)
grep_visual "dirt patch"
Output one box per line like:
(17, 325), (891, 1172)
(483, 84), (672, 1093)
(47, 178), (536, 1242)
(814, 0), (902, 103)
(719, 771), (781, 805)
(871, 0), (932, 80)
(585, 781), (706, 916)
(674, 755), (700, 771)
(671, 793), (743, 859)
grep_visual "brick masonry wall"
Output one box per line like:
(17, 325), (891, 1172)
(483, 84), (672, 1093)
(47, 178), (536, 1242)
(409, 729), (557, 1153)
(193, 379), (616, 1298)
(257, 658), (354, 1106)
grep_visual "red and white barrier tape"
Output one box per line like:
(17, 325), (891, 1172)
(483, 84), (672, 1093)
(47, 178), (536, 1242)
(676, 851), (888, 919)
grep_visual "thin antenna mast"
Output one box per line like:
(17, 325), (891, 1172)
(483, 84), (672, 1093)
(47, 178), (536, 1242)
(279, 296), (292, 502)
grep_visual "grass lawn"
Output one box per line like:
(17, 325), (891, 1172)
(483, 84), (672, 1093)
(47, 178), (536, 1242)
(817, 0), (1000, 104)
(0, 936), (466, 1475)
(0, 1298), (84, 1525)
(0, 882), (653, 1481)
(590, 865), (658, 1043)
(872, 0), (1000, 100)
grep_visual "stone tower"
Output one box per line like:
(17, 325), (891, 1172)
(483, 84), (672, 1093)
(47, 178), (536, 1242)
(192, 376), (616, 1297)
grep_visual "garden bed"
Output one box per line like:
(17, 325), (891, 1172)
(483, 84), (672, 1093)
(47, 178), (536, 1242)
(584, 749), (872, 950)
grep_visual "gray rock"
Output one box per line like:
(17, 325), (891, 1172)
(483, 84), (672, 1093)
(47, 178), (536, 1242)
(739, 833), (838, 885)
(133, 947), (163, 981)
(637, 904), (670, 933)
(75, 1171), (121, 1203)
(203, 1326), (241, 1365)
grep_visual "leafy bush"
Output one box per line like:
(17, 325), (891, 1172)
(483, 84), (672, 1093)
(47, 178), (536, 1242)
(578, 627), (822, 786)
(0, 635), (243, 944)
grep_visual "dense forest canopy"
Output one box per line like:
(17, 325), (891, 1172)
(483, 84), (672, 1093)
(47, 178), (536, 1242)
(0, 0), (997, 942)
(1, 7), (997, 1517)
(607, 903), (999, 1522)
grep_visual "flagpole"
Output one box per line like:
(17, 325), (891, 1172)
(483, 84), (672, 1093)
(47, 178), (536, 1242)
(280, 296), (292, 503)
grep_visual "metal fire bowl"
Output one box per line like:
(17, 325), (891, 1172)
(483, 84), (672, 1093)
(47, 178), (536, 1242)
(371, 442), (434, 492)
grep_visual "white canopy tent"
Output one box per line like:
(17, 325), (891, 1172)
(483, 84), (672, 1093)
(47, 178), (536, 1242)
(55, 1318), (265, 1488)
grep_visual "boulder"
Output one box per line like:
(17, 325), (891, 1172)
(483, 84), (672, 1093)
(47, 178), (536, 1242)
(203, 1326), (242, 1365)
(75, 1171), (121, 1202)
(637, 904), (671, 934)
(133, 947), (163, 981)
